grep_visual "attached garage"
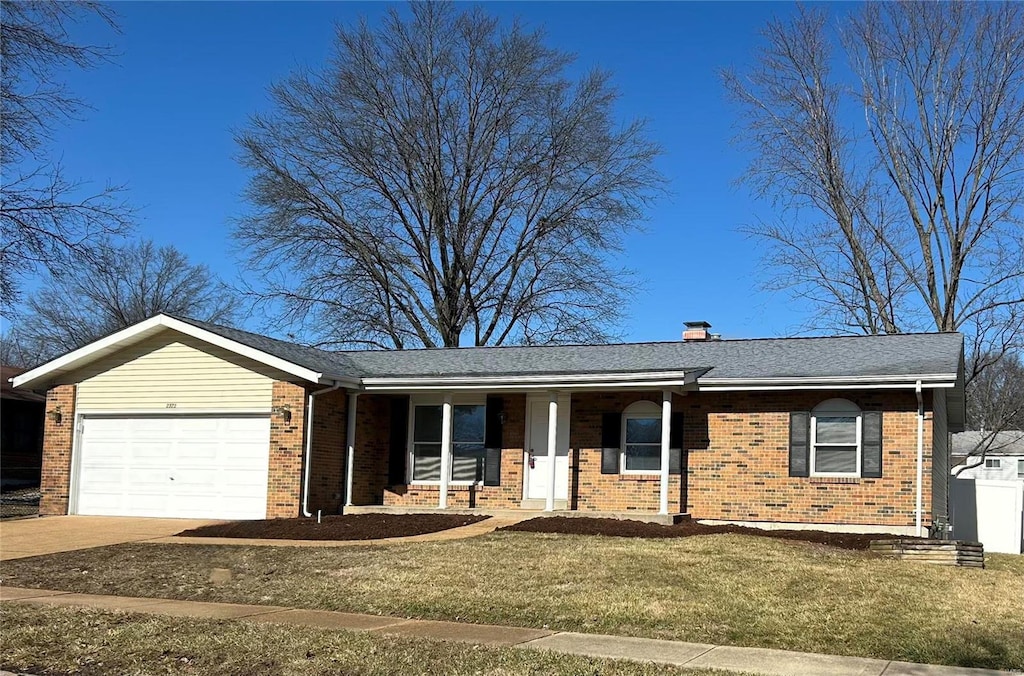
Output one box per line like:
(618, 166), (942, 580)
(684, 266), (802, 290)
(74, 415), (271, 519)
(12, 314), (356, 520)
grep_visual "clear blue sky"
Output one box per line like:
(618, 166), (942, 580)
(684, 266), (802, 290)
(51, 1), (835, 343)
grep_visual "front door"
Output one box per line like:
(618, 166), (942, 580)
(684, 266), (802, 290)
(525, 395), (570, 501)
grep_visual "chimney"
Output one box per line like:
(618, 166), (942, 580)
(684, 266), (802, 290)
(683, 321), (712, 342)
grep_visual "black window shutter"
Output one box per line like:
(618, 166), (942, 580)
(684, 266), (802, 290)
(669, 448), (682, 475)
(485, 395), (504, 449)
(861, 411), (883, 478)
(789, 411), (810, 478)
(484, 447), (502, 486)
(669, 412), (684, 475)
(669, 412), (684, 449)
(601, 412), (621, 449)
(601, 447), (620, 474)
(601, 412), (621, 474)
(388, 396), (410, 485)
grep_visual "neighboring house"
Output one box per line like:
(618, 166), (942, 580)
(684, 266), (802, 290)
(12, 315), (965, 537)
(1, 365), (46, 488)
(949, 431), (1024, 554)
(951, 431), (1024, 481)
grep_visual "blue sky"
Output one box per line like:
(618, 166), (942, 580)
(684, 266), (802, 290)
(48, 1), (833, 343)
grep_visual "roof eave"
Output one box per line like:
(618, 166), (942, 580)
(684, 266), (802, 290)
(360, 368), (709, 392)
(11, 314), (333, 390)
(696, 373), (959, 391)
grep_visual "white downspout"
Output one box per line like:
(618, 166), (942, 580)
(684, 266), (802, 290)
(915, 380), (924, 537)
(302, 383), (342, 518)
(344, 391), (359, 509)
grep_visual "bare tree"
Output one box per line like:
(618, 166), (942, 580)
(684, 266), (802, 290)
(235, 2), (663, 349)
(15, 239), (239, 361)
(1, 1), (133, 311)
(724, 3), (1024, 425)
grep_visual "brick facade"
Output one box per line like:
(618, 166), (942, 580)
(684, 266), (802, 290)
(267, 381), (307, 518)
(371, 388), (934, 530)
(39, 384), (76, 516)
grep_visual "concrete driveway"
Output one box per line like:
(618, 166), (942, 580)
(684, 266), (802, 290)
(0, 516), (219, 561)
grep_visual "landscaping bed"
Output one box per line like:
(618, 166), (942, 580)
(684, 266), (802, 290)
(499, 516), (901, 550)
(176, 513), (489, 540)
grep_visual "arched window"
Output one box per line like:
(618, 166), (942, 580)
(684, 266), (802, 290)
(621, 400), (663, 474)
(810, 398), (861, 477)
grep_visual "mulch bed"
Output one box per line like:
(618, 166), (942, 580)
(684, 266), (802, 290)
(176, 513), (490, 541)
(499, 516), (906, 550)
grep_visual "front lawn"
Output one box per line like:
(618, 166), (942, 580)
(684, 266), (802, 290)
(0, 604), (736, 676)
(2, 532), (1022, 670)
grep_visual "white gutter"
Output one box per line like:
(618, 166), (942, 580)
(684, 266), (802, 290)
(915, 380), (924, 537)
(302, 383), (342, 517)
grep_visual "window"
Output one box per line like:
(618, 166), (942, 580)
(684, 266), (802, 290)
(1018, 459), (1024, 479)
(985, 458), (1001, 469)
(811, 399), (861, 477)
(621, 401), (663, 474)
(451, 404), (486, 482)
(409, 401), (486, 483)
(411, 405), (443, 481)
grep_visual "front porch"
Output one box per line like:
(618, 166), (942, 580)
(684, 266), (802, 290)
(336, 389), (690, 520)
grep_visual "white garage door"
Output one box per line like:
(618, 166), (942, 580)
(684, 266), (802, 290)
(75, 415), (271, 519)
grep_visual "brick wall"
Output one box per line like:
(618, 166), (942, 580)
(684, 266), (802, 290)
(677, 389), (931, 528)
(39, 385), (76, 516)
(307, 388), (347, 514)
(267, 381), (307, 518)
(571, 391), (684, 513)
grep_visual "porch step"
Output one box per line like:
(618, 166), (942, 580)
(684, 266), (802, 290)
(520, 499), (568, 510)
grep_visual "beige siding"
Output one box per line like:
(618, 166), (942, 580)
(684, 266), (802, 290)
(932, 389), (949, 521)
(70, 331), (293, 412)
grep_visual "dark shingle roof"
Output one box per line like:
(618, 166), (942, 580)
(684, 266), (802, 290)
(175, 316), (963, 382)
(952, 431), (1024, 457)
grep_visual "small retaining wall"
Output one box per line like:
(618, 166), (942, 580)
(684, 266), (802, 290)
(869, 538), (984, 568)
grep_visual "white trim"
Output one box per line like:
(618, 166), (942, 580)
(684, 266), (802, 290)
(11, 314), (351, 389)
(809, 399), (862, 479)
(68, 387), (83, 515)
(74, 408), (273, 417)
(915, 380), (924, 537)
(406, 395), (486, 488)
(620, 401), (664, 477)
(362, 370), (703, 392)
(698, 374), (956, 391)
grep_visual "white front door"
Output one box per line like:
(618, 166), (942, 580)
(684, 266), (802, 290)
(75, 415), (271, 520)
(525, 396), (570, 501)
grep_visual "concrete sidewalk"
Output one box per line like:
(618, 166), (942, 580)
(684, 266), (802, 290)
(0, 586), (1013, 676)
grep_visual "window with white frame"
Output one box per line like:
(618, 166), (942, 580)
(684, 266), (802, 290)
(621, 400), (663, 474)
(810, 399), (861, 477)
(409, 400), (486, 483)
(985, 458), (1001, 469)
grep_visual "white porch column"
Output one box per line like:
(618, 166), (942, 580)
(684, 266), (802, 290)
(660, 389), (672, 515)
(546, 391), (559, 512)
(439, 394), (453, 509)
(344, 392), (359, 508)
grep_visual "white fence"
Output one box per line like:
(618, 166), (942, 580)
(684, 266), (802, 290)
(950, 478), (1024, 554)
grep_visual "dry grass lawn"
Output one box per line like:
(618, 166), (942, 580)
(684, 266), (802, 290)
(0, 603), (740, 676)
(2, 532), (1022, 670)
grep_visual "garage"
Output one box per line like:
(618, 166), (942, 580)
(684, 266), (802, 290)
(74, 415), (271, 520)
